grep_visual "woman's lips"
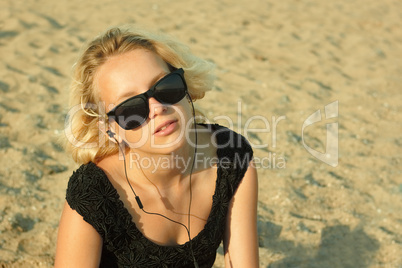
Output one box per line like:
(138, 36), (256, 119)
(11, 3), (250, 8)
(154, 120), (178, 136)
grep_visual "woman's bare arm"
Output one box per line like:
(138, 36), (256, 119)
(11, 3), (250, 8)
(223, 160), (259, 267)
(55, 201), (103, 268)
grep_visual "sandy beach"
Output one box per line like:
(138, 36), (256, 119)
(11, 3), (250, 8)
(0, 0), (401, 267)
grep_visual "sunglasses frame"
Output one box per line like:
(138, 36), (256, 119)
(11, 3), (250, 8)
(106, 68), (187, 130)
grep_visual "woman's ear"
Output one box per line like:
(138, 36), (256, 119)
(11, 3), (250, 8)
(106, 129), (117, 141)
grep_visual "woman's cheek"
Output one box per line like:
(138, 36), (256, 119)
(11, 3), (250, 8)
(122, 125), (152, 149)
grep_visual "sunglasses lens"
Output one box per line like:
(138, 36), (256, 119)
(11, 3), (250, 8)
(114, 97), (148, 130)
(154, 73), (186, 104)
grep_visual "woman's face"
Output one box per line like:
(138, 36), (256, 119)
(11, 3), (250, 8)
(96, 49), (192, 155)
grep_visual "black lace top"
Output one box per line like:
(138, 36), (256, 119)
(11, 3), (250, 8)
(66, 124), (253, 268)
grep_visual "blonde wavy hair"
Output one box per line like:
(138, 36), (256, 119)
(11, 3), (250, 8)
(65, 25), (215, 164)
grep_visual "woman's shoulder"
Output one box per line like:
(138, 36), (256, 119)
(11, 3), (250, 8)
(66, 162), (110, 204)
(65, 162), (118, 237)
(68, 162), (104, 185)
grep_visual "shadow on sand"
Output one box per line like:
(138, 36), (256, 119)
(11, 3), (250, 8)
(259, 221), (380, 268)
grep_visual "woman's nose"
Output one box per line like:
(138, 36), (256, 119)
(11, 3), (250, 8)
(148, 97), (167, 119)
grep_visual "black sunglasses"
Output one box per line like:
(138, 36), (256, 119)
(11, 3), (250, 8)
(107, 68), (187, 130)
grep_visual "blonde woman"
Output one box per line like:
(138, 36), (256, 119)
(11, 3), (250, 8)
(55, 26), (258, 267)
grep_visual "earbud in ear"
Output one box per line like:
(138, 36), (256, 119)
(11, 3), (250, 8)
(106, 130), (115, 138)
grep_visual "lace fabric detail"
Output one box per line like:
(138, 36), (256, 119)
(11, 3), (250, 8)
(66, 124), (253, 268)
